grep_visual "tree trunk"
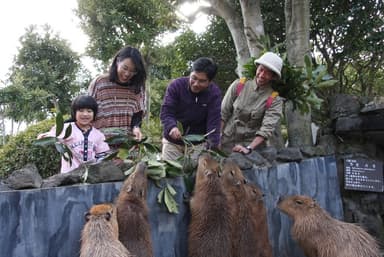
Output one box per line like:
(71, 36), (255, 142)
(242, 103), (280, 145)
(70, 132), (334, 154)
(284, 101), (313, 146)
(284, 0), (312, 146)
(239, 0), (264, 58)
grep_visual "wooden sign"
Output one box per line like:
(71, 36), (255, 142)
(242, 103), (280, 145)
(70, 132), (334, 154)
(344, 158), (383, 192)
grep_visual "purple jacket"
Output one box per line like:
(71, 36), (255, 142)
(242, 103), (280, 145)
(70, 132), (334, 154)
(160, 77), (222, 148)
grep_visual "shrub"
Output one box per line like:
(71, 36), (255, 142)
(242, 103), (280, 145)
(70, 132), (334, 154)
(0, 119), (60, 179)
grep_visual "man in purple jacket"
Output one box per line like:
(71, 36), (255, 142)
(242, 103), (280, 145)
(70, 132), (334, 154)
(160, 57), (222, 161)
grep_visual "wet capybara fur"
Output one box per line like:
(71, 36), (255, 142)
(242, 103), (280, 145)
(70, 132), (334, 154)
(188, 154), (232, 257)
(277, 195), (381, 257)
(80, 203), (133, 257)
(116, 162), (153, 257)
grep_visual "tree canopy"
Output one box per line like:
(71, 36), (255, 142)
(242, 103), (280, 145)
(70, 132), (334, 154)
(76, 0), (180, 66)
(0, 25), (81, 122)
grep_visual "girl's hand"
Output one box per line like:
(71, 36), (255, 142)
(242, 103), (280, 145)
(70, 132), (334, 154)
(132, 126), (142, 141)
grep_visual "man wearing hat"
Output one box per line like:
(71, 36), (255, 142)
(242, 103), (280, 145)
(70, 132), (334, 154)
(221, 52), (284, 154)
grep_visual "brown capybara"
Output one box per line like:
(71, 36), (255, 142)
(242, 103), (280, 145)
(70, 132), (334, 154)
(116, 162), (153, 257)
(243, 182), (274, 257)
(80, 203), (133, 257)
(277, 195), (381, 257)
(220, 158), (248, 257)
(188, 153), (232, 257)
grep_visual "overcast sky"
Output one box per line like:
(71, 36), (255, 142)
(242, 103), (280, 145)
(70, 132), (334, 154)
(0, 0), (89, 83)
(0, 1), (209, 84)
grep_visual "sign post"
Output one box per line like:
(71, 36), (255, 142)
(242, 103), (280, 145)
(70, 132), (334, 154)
(344, 158), (384, 192)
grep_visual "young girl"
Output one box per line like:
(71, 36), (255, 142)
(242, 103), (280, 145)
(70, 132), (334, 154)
(38, 95), (110, 173)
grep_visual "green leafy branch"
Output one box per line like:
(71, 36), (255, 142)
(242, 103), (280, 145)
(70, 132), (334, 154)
(33, 107), (73, 167)
(243, 53), (338, 114)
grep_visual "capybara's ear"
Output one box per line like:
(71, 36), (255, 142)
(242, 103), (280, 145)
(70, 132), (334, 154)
(104, 212), (111, 221)
(126, 185), (133, 193)
(310, 198), (316, 208)
(84, 212), (91, 222)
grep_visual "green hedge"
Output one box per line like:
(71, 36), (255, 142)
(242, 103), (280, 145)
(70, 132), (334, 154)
(0, 119), (60, 179)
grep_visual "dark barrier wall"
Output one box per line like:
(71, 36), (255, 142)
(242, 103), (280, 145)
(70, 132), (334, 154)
(0, 156), (342, 257)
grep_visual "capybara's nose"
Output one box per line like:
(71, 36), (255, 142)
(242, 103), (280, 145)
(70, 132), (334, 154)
(277, 195), (285, 203)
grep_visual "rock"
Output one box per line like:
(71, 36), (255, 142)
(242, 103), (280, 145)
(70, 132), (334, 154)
(277, 147), (303, 162)
(4, 163), (43, 189)
(329, 94), (361, 120)
(42, 161), (125, 188)
(85, 161), (125, 183)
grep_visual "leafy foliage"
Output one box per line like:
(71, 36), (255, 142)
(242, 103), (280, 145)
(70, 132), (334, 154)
(0, 25), (82, 122)
(0, 119), (59, 179)
(105, 127), (224, 213)
(33, 110), (74, 168)
(243, 53), (338, 114)
(310, 0), (384, 96)
(76, 0), (180, 65)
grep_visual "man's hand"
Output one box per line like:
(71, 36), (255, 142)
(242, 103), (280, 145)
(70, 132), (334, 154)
(169, 127), (182, 140)
(232, 144), (252, 155)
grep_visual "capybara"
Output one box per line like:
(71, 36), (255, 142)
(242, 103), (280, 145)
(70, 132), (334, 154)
(188, 153), (232, 257)
(244, 182), (273, 257)
(220, 158), (248, 257)
(116, 162), (153, 257)
(221, 159), (273, 257)
(277, 195), (381, 257)
(80, 203), (133, 257)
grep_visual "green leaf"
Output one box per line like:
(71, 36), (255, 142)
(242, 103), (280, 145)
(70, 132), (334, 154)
(157, 189), (165, 204)
(124, 165), (136, 176)
(143, 142), (160, 153)
(164, 187), (179, 214)
(176, 121), (184, 134)
(117, 148), (130, 160)
(147, 166), (166, 179)
(164, 159), (183, 169)
(183, 134), (205, 142)
(55, 112), (64, 137)
(317, 80), (338, 88)
(304, 55), (312, 81)
(147, 159), (165, 168)
(166, 183), (177, 196)
(166, 166), (182, 177)
(63, 124), (72, 139)
(33, 136), (57, 146)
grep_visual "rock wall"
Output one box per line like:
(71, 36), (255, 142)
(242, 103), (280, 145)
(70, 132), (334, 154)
(0, 156), (343, 257)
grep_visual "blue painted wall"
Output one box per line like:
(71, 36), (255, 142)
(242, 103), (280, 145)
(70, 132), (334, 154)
(0, 156), (343, 257)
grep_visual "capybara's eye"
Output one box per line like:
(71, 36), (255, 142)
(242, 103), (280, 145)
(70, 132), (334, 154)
(104, 212), (111, 221)
(84, 212), (91, 222)
(295, 200), (303, 205)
